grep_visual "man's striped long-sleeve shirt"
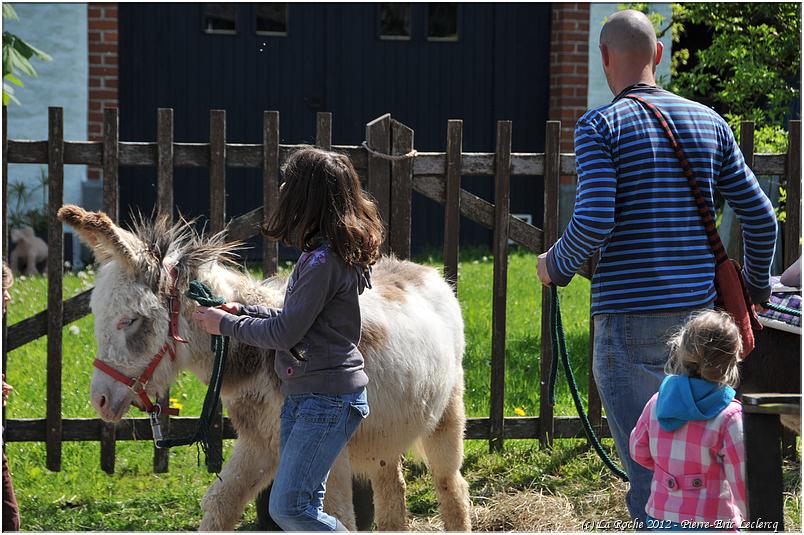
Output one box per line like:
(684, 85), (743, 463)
(545, 85), (777, 316)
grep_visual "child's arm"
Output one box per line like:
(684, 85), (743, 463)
(217, 259), (335, 351)
(719, 410), (747, 519)
(239, 304), (282, 319)
(629, 398), (655, 471)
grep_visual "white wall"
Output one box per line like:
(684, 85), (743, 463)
(587, 4), (673, 109)
(5, 3), (88, 264)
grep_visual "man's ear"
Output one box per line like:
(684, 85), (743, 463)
(655, 41), (664, 67)
(599, 44), (610, 69)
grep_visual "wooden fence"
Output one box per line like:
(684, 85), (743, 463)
(2, 107), (800, 474)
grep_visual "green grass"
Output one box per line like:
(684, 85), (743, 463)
(3, 250), (800, 530)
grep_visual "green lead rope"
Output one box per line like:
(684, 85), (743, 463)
(761, 301), (802, 317)
(548, 286), (629, 482)
(155, 280), (229, 470)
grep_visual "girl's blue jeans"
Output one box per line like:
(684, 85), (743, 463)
(269, 388), (369, 531)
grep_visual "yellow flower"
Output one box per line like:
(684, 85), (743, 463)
(513, 407), (526, 417)
(170, 401), (184, 411)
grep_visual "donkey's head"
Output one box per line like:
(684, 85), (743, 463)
(58, 205), (236, 422)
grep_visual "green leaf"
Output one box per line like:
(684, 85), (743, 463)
(4, 73), (23, 87)
(3, 4), (18, 21)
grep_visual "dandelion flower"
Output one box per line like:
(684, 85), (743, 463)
(514, 407), (526, 417)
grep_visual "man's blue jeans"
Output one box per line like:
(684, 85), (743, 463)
(269, 389), (369, 531)
(592, 307), (709, 529)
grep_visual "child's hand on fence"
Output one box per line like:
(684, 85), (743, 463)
(2, 375), (13, 406)
(192, 306), (229, 335)
(218, 302), (242, 315)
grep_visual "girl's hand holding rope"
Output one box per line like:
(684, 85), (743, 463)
(193, 306), (230, 335)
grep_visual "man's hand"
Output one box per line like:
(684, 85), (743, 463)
(537, 251), (553, 287)
(192, 306), (229, 335)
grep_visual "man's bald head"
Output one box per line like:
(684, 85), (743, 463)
(600, 9), (657, 63)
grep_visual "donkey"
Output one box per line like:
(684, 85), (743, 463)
(57, 205), (472, 531)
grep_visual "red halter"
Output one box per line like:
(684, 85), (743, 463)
(92, 263), (188, 417)
(93, 341), (180, 416)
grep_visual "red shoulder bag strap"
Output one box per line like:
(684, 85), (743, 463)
(624, 94), (729, 266)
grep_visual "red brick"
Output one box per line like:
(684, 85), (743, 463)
(564, 75), (587, 85)
(89, 20), (117, 30)
(88, 43), (117, 53)
(89, 53), (104, 65)
(89, 65), (115, 76)
(104, 6), (118, 19)
(89, 77), (102, 88)
(555, 64), (575, 74)
(103, 78), (118, 89)
(103, 32), (118, 43)
(103, 54), (118, 66)
(91, 89), (118, 100)
(89, 111), (104, 123)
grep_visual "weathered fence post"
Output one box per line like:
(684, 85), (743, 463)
(102, 108), (119, 223)
(366, 114), (392, 254)
(539, 120), (560, 448)
(99, 107), (120, 473)
(46, 107), (65, 471)
(2, 106), (8, 392)
(725, 121), (755, 261)
(316, 111), (332, 150)
(489, 120), (512, 453)
(154, 107), (175, 474)
(587, 252), (603, 436)
(390, 119), (414, 259)
(263, 111), (280, 278)
(444, 120), (463, 290)
(784, 120), (801, 269)
(207, 109), (226, 473)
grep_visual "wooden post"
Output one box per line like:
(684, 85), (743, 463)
(366, 114), (392, 254)
(725, 121), (755, 261)
(157, 108), (174, 221)
(207, 109), (226, 473)
(539, 121), (560, 448)
(102, 108), (119, 222)
(489, 120), (512, 453)
(263, 111), (280, 278)
(316, 112), (332, 150)
(784, 120), (801, 269)
(587, 253), (603, 434)
(2, 106), (8, 385)
(154, 108), (175, 473)
(100, 422), (116, 474)
(444, 120), (463, 291)
(389, 119), (413, 259)
(99, 107), (120, 471)
(743, 408), (784, 530)
(46, 107), (65, 471)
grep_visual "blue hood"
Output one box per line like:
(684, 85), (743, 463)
(656, 375), (736, 432)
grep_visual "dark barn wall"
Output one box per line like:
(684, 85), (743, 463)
(119, 3), (551, 258)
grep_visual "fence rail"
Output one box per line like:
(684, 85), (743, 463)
(2, 107), (800, 475)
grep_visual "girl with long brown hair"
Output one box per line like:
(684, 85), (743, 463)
(194, 147), (383, 531)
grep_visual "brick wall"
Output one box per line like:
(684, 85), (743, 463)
(548, 3), (590, 155)
(88, 3), (119, 180)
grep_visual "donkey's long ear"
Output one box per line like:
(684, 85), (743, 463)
(57, 204), (144, 269)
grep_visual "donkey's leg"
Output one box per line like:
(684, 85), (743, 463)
(420, 380), (472, 531)
(368, 456), (408, 531)
(199, 436), (278, 531)
(322, 451), (358, 531)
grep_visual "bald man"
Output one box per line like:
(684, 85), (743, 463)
(537, 9), (776, 528)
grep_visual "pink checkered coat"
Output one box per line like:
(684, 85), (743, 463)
(630, 393), (746, 526)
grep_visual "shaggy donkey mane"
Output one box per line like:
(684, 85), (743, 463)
(127, 211), (243, 293)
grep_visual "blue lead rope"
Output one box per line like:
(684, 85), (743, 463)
(548, 285), (629, 482)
